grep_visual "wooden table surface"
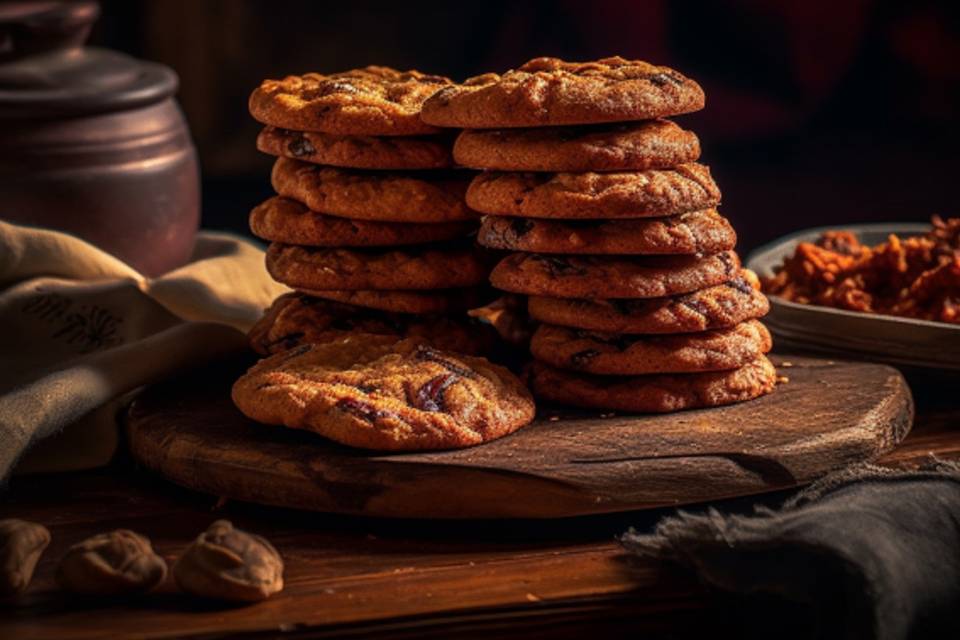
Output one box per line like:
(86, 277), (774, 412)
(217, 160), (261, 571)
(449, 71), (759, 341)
(2, 371), (958, 640)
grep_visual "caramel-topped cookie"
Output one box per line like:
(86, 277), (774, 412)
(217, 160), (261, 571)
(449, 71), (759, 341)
(478, 209), (735, 255)
(272, 158), (474, 223)
(250, 67), (451, 136)
(467, 165), (720, 219)
(266, 243), (491, 291)
(527, 271), (770, 333)
(528, 356), (777, 413)
(232, 337), (536, 451)
(302, 288), (493, 315)
(421, 56), (704, 129)
(249, 293), (494, 356)
(530, 319), (772, 375)
(453, 119), (699, 172)
(490, 251), (740, 299)
(257, 127), (454, 170)
(250, 197), (472, 247)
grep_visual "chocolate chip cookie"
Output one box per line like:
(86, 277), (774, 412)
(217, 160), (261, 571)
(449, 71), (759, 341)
(530, 319), (771, 375)
(453, 119), (700, 172)
(490, 251), (740, 299)
(527, 271), (769, 333)
(528, 356), (777, 413)
(301, 288), (493, 315)
(249, 293), (495, 356)
(250, 197), (472, 247)
(466, 164), (720, 219)
(478, 209), (735, 255)
(250, 67), (451, 136)
(232, 337), (536, 450)
(272, 158), (475, 223)
(266, 243), (491, 292)
(421, 56), (704, 129)
(257, 126), (454, 170)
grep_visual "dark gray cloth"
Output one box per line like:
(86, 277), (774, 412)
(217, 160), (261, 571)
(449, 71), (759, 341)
(622, 459), (960, 640)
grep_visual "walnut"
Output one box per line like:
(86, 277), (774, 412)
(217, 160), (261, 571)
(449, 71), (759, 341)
(56, 530), (167, 595)
(0, 519), (51, 595)
(173, 520), (283, 602)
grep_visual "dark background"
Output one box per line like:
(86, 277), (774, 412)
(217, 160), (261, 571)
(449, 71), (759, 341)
(91, 0), (960, 253)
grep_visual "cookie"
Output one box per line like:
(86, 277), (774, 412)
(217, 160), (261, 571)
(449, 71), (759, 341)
(249, 67), (451, 136)
(528, 356), (777, 413)
(527, 271), (770, 333)
(232, 337), (536, 451)
(257, 126), (454, 170)
(301, 288), (492, 315)
(250, 197), (472, 247)
(530, 319), (771, 375)
(453, 119), (699, 172)
(272, 158), (474, 223)
(266, 243), (491, 291)
(490, 251), (740, 299)
(421, 56), (704, 129)
(466, 164), (720, 219)
(478, 209), (735, 255)
(249, 293), (495, 356)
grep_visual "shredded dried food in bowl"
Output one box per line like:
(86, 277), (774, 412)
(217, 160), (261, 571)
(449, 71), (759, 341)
(762, 216), (960, 324)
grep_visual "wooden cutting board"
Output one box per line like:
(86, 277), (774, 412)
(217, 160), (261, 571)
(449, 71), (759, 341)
(126, 355), (913, 518)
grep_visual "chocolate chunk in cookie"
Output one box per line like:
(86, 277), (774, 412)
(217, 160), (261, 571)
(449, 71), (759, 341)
(257, 127), (454, 170)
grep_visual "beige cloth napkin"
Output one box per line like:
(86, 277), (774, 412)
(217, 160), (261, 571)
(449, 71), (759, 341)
(0, 220), (288, 479)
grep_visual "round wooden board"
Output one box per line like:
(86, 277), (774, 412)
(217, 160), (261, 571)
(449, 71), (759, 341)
(126, 355), (913, 519)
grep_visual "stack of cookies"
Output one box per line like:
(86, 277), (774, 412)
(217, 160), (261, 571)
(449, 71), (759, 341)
(246, 66), (494, 357)
(422, 56), (776, 413)
(233, 67), (536, 452)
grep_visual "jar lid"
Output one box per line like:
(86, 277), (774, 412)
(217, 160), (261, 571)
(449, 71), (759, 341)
(0, 1), (178, 117)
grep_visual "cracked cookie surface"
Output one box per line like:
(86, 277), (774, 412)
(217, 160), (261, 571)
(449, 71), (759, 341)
(466, 164), (720, 219)
(478, 209), (734, 255)
(257, 126), (454, 170)
(421, 56), (704, 128)
(266, 243), (491, 291)
(490, 251), (740, 299)
(530, 319), (772, 375)
(250, 197), (472, 247)
(527, 271), (769, 333)
(299, 288), (493, 314)
(454, 119), (699, 172)
(528, 356), (777, 413)
(249, 293), (495, 356)
(272, 157), (475, 223)
(232, 337), (535, 450)
(250, 66), (451, 136)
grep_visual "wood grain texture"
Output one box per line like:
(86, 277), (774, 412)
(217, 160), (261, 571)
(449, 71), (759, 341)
(125, 355), (913, 518)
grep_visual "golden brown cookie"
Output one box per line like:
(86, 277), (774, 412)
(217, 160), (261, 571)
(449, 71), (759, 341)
(272, 157), (475, 223)
(530, 320), (772, 375)
(527, 272), (770, 333)
(421, 56), (704, 129)
(301, 288), (492, 315)
(232, 337), (536, 451)
(478, 209), (735, 255)
(250, 197), (472, 247)
(528, 356), (777, 413)
(453, 119), (699, 172)
(249, 67), (451, 136)
(467, 164), (720, 219)
(257, 126), (454, 170)
(266, 243), (491, 292)
(249, 293), (495, 356)
(490, 251), (740, 299)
